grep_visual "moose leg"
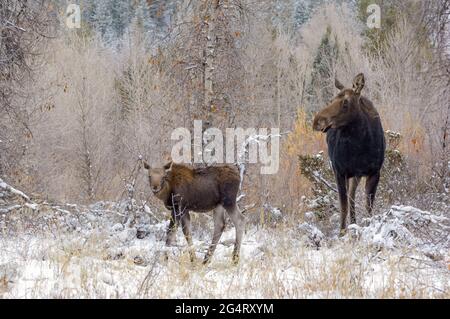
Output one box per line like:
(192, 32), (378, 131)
(180, 211), (195, 262)
(226, 205), (246, 264)
(203, 205), (226, 264)
(166, 209), (180, 246)
(348, 177), (361, 225)
(365, 172), (380, 216)
(336, 173), (348, 235)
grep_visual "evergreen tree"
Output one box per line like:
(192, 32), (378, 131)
(306, 26), (340, 111)
(92, 0), (114, 42)
(148, 0), (177, 40)
(356, 0), (398, 54)
(293, 0), (312, 28)
(110, 0), (132, 39)
(134, 0), (155, 32)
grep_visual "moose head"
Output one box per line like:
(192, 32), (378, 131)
(143, 160), (173, 194)
(313, 73), (365, 133)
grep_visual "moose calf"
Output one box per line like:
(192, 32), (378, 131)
(313, 73), (386, 234)
(143, 160), (245, 264)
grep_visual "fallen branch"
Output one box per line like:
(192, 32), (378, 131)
(0, 204), (21, 214)
(0, 178), (31, 201)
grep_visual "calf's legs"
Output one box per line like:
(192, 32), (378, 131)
(166, 209), (180, 246)
(165, 202), (245, 265)
(226, 205), (245, 264)
(203, 205), (226, 264)
(203, 204), (246, 265)
(180, 212), (195, 262)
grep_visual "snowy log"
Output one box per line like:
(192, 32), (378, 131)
(0, 178), (31, 202)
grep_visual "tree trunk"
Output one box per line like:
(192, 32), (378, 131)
(204, 0), (219, 127)
(78, 76), (95, 201)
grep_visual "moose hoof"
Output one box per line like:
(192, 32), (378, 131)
(339, 229), (347, 237)
(232, 255), (240, 265)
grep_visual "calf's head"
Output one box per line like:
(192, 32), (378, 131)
(313, 73), (365, 132)
(143, 160), (173, 194)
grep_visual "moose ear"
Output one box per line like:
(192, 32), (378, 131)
(335, 78), (345, 90)
(352, 73), (365, 95)
(143, 161), (150, 170)
(163, 160), (173, 172)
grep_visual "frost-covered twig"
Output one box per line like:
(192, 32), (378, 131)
(236, 194), (245, 202)
(311, 171), (338, 193)
(137, 251), (161, 296)
(121, 157), (142, 227)
(237, 131), (289, 192)
(171, 194), (186, 219)
(5, 20), (27, 32)
(143, 202), (162, 223)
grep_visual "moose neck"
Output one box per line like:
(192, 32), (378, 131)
(335, 111), (366, 136)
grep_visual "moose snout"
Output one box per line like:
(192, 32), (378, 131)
(313, 116), (331, 132)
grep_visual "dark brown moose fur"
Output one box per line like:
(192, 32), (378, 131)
(143, 160), (245, 264)
(313, 74), (386, 235)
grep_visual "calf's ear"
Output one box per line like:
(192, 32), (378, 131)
(352, 73), (365, 95)
(335, 78), (345, 90)
(143, 161), (150, 170)
(163, 160), (173, 172)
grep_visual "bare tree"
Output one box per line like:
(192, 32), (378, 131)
(0, 1), (55, 177)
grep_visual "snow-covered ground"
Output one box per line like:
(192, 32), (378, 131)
(1, 179), (449, 298)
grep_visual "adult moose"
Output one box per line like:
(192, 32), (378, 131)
(313, 73), (385, 234)
(143, 160), (245, 264)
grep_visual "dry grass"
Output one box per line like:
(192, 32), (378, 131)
(1, 222), (448, 299)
